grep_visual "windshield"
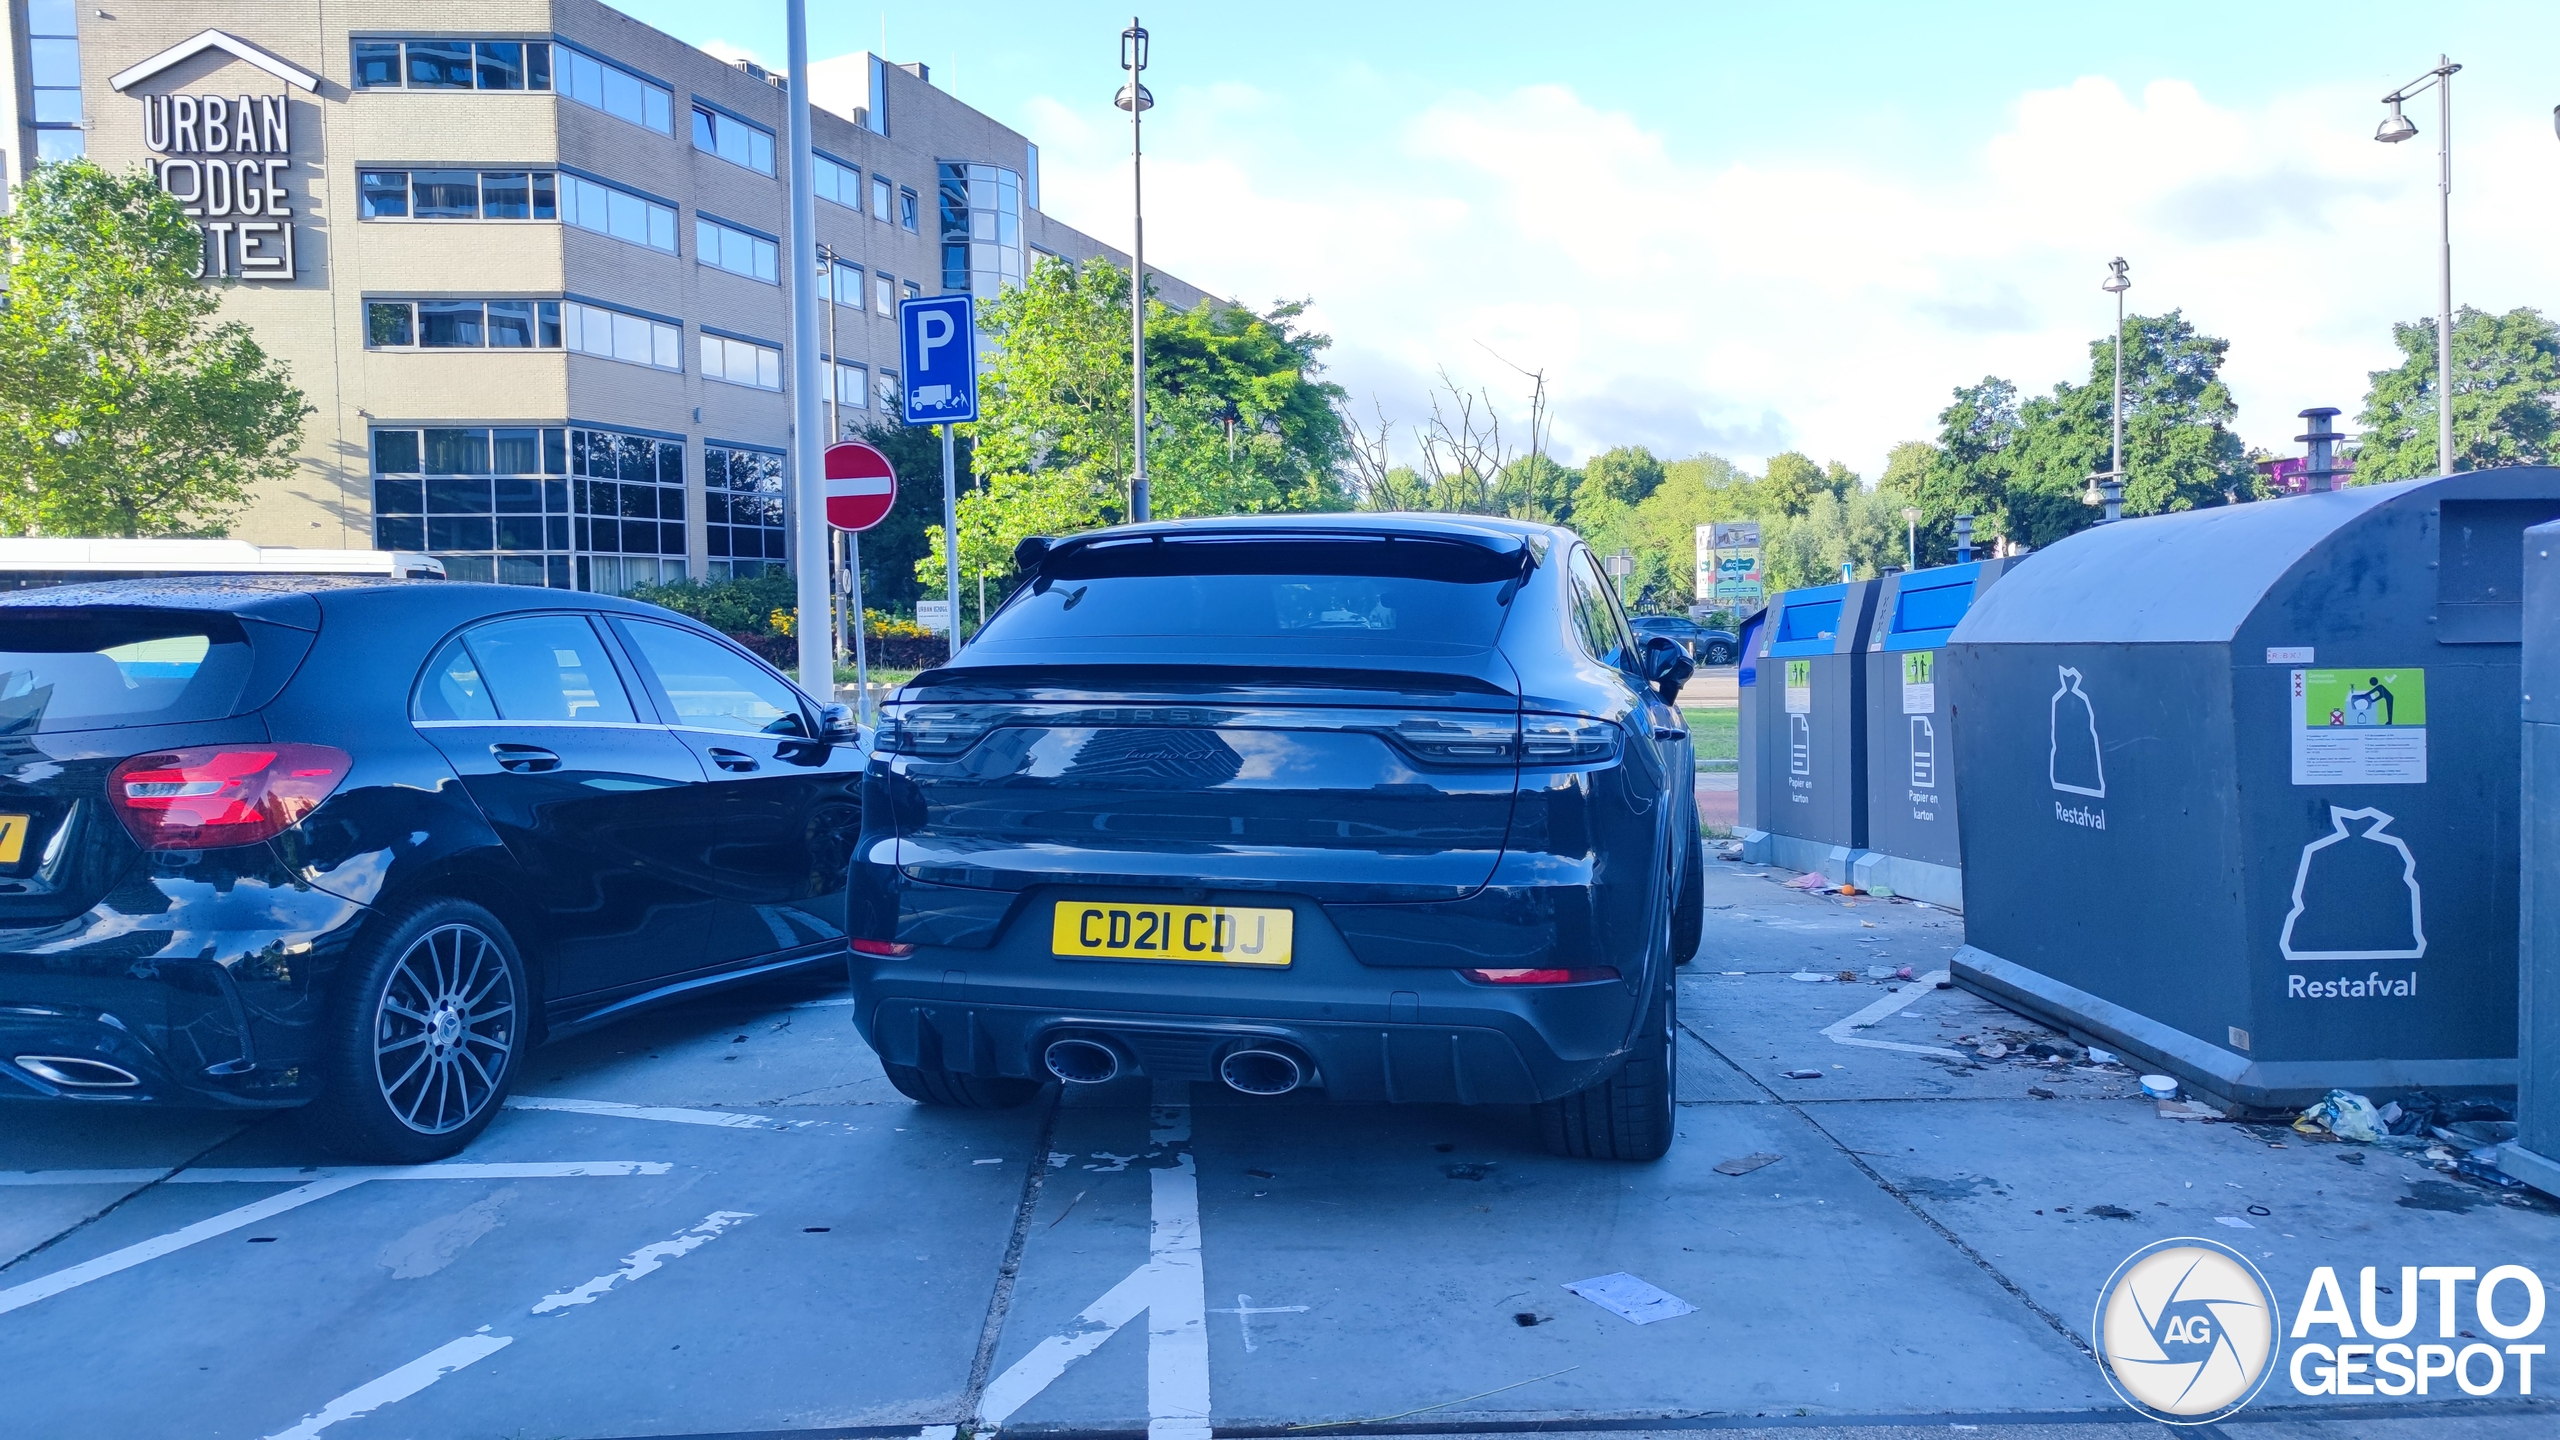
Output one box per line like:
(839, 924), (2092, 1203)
(974, 534), (1523, 655)
(0, 612), (259, 734)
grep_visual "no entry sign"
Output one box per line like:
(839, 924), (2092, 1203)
(823, 441), (897, 532)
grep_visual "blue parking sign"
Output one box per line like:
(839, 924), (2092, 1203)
(898, 293), (978, 425)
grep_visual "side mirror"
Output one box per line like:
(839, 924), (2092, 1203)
(819, 703), (861, 744)
(1641, 634), (1694, 702)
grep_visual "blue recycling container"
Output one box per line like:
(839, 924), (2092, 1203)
(1738, 579), (1879, 880)
(1948, 469), (2560, 1109)
(1855, 559), (2008, 906)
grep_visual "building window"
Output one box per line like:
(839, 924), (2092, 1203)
(701, 333), (782, 391)
(834, 361), (869, 412)
(870, 175), (893, 222)
(874, 369), (900, 413)
(29, 0), (86, 160)
(371, 425), (572, 587)
(814, 153), (860, 208)
(903, 279), (921, 303)
(562, 173), (678, 252)
(695, 216), (779, 283)
(367, 299), (563, 349)
(830, 261), (865, 308)
(563, 301), (682, 370)
(572, 427), (689, 593)
(358, 168), (558, 222)
(351, 38), (552, 92)
(705, 445), (788, 578)
(938, 162), (1025, 296)
(691, 104), (776, 175)
(872, 273), (894, 316)
(557, 45), (673, 134)
(898, 186), (920, 233)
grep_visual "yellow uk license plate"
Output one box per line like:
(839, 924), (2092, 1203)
(0, 814), (28, 866)
(1050, 901), (1293, 966)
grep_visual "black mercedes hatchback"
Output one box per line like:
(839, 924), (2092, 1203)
(0, 577), (862, 1160)
(848, 515), (1701, 1159)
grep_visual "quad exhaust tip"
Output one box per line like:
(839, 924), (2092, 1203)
(1042, 1038), (1122, 1085)
(16, 1055), (140, 1089)
(1219, 1047), (1304, 1096)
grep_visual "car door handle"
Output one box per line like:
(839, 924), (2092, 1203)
(490, 744), (560, 773)
(707, 747), (760, 773)
(1653, 727), (1687, 742)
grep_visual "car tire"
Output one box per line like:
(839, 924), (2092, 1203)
(302, 899), (527, 1164)
(1703, 642), (1735, 665)
(1672, 828), (1704, 967)
(882, 1062), (1043, 1109)
(1536, 970), (1676, 1162)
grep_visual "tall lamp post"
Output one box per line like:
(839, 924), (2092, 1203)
(1900, 506), (1921, 571)
(2086, 257), (2130, 524)
(784, 0), (830, 692)
(2377, 56), (2462, 478)
(1117, 19), (1154, 521)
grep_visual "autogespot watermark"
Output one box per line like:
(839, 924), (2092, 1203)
(2094, 1238), (2549, 1423)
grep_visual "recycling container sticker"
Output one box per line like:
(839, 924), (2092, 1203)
(1784, 659), (1812, 714)
(1901, 652), (1936, 714)
(2290, 668), (2426, 785)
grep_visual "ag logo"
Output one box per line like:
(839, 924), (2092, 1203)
(2093, 1238), (2281, 1423)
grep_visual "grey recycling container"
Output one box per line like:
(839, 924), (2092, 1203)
(1738, 578), (1879, 881)
(1856, 559), (2009, 907)
(2506, 518), (2560, 1198)
(1734, 605), (1769, 835)
(1949, 468), (2560, 1110)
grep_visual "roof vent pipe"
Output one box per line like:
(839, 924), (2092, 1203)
(2296, 408), (2343, 494)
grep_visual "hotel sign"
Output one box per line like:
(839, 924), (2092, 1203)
(107, 29), (321, 283)
(142, 94), (296, 279)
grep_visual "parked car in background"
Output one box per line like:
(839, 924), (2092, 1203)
(0, 537), (444, 593)
(0, 577), (862, 1161)
(849, 515), (1703, 1160)
(1629, 613), (1738, 664)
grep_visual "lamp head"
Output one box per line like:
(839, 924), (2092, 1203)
(1902, 506), (1922, 524)
(1121, 21), (1148, 73)
(2101, 257), (2130, 294)
(1115, 82), (1153, 112)
(2376, 98), (2418, 143)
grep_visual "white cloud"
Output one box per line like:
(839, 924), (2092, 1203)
(1024, 72), (2560, 477)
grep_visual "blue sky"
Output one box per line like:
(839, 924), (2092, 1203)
(621, 2), (2560, 476)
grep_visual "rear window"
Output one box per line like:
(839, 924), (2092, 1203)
(981, 535), (1524, 650)
(0, 612), (259, 732)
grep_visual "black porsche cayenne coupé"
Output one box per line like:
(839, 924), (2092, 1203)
(0, 577), (862, 1160)
(849, 515), (1702, 1159)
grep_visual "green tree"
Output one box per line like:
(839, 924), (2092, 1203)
(2356, 305), (2560, 481)
(0, 160), (309, 536)
(2002, 310), (2255, 547)
(1757, 451), (1835, 518)
(1581, 445), (1664, 506)
(1494, 452), (1580, 521)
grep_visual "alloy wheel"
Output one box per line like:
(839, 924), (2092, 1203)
(372, 923), (517, 1135)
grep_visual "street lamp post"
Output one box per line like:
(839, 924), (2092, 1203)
(1117, 20), (1154, 521)
(2086, 258), (2130, 524)
(1901, 506), (1921, 571)
(2377, 57), (2462, 478)
(783, 0), (830, 693)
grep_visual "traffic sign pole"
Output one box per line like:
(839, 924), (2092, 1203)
(942, 424), (960, 663)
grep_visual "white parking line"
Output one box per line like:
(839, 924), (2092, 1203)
(0, 1161), (672, 1317)
(0, 1160), (672, 1187)
(506, 1095), (797, 1130)
(1821, 969), (1965, 1057)
(978, 1083), (1210, 1440)
(258, 1209), (752, 1440)
(531, 1210), (753, 1313)
(261, 1333), (514, 1440)
(0, 1177), (366, 1317)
